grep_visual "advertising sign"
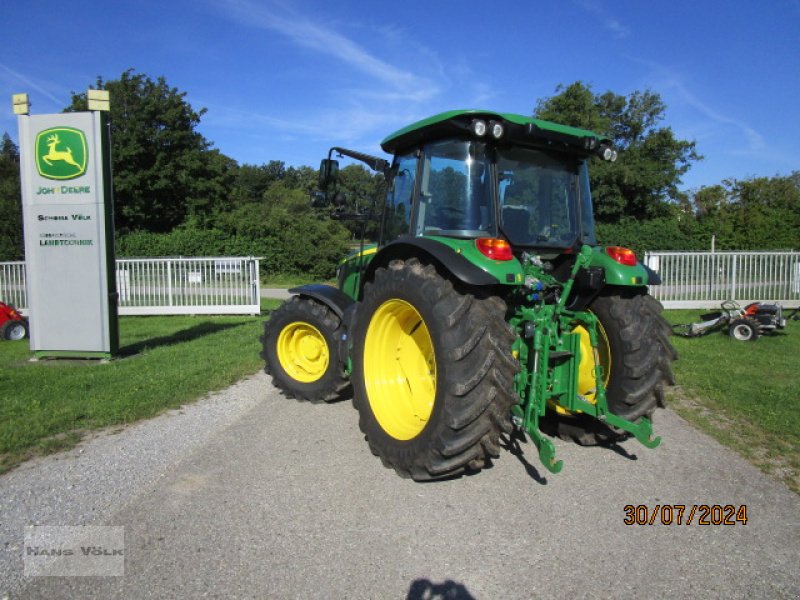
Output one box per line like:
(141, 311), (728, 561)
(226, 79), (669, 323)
(17, 111), (118, 358)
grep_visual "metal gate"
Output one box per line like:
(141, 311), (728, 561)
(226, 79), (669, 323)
(1, 257), (261, 316)
(644, 251), (800, 309)
(0, 261), (26, 310)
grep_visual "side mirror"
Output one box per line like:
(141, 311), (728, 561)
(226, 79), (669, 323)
(319, 159), (339, 190)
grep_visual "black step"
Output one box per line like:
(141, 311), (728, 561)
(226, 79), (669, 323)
(549, 351), (573, 363)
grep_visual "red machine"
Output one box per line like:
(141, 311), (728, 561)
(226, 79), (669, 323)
(0, 302), (28, 341)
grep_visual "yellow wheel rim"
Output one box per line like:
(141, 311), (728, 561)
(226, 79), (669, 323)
(364, 299), (436, 441)
(276, 321), (329, 383)
(573, 319), (611, 404)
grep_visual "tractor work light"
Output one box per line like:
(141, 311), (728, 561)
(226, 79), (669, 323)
(490, 121), (504, 139)
(476, 238), (513, 261)
(606, 246), (637, 266)
(599, 145), (618, 162)
(471, 119), (487, 137)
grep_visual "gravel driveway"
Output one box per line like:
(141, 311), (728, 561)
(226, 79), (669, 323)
(2, 372), (798, 599)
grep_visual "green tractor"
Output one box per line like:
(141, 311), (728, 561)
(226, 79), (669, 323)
(261, 110), (676, 480)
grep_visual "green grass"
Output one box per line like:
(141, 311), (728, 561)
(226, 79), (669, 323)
(0, 299), (281, 473)
(663, 309), (800, 493)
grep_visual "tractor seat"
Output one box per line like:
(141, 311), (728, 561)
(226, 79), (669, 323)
(501, 205), (531, 243)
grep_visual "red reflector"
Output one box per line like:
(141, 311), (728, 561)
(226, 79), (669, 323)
(606, 246), (637, 266)
(476, 238), (513, 261)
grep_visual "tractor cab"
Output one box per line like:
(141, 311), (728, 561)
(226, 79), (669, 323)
(321, 111), (621, 298)
(378, 110), (617, 253)
(320, 110), (617, 253)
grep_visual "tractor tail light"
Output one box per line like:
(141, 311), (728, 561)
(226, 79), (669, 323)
(476, 238), (513, 261)
(606, 246), (637, 266)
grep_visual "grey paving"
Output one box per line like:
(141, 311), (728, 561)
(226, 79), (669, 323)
(260, 288), (292, 300)
(3, 373), (799, 599)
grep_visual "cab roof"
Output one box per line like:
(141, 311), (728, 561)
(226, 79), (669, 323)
(380, 109), (611, 157)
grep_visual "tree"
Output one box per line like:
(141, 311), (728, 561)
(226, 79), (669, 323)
(214, 179), (351, 279)
(232, 161), (288, 205)
(534, 82), (701, 222)
(0, 133), (23, 260)
(332, 164), (386, 239)
(789, 170), (800, 191)
(687, 175), (800, 250)
(67, 69), (235, 233)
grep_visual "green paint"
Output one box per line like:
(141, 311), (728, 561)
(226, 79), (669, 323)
(587, 246), (649, 286)
(338, 244), (377, 300)
(34, 127), (88, 180)
(424, 236), (523, 284)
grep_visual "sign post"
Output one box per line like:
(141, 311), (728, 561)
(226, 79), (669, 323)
(15, 91), (118, 358)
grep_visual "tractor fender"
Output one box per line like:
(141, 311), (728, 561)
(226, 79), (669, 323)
(585, 247), (651, 287)
(288, 284), (355, 320)
(362, 238), (498, 294)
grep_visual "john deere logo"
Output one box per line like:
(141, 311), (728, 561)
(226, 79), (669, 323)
(35, 127), (88, 180)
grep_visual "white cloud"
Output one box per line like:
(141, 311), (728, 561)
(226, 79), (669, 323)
(574, 0), (631, 39)
(202, 100), (415, 150)
(210, 0), (439, 101)
(633, 58), (766, 152)
(203, 0), (452, 161)
(0, 62), (64, 107)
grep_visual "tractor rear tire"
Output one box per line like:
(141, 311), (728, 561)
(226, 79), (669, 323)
(351, 258), (519, 480)
(261, 296), (349, 403)
(553, 289), (677, 445)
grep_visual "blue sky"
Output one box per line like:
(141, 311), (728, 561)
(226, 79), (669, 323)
(2, 0), (798, 191)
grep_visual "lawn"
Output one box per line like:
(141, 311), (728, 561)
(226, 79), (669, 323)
(663, 309), (800, 493)
(0, 300), (281, 473)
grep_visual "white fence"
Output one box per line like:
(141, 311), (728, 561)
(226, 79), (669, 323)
(7, 252), (798, 313)
(1, 257), (261, 316)
(644, 251), (800, 309)
(0, 261), (26, 310)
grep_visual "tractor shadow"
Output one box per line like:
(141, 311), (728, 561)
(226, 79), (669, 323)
(118, 322), (242, 358)
(498, 430), (639, 484)
(599, 439), (638, 461)
(498, 432), (548, 485)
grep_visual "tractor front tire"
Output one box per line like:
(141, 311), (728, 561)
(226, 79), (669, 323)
(554, 289), (677, 445)
(261, 296), (349, 403)
(351, 258), (519, 480)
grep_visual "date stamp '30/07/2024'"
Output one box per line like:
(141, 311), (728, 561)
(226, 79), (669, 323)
(623, 504), (748, 526)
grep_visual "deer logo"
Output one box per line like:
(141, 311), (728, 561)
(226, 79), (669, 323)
(43, 134), (81, 170)
(35, 127), (88, 180)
